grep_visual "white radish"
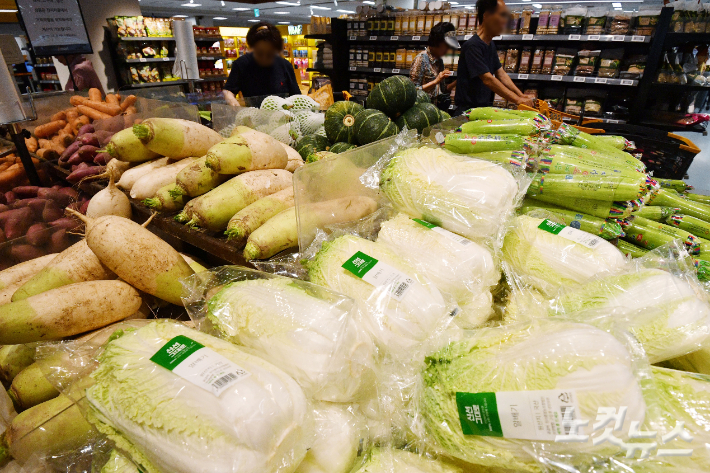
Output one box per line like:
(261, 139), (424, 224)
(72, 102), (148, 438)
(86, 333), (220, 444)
(130, 157), (197, 200)
(105, 158), (132, 182)
(86, 174), (132, 219)
(117, 157), (172, 191)
(279, 142), (305, 172)
(0, 254), (58, 291)
(132, 118), (222, 159)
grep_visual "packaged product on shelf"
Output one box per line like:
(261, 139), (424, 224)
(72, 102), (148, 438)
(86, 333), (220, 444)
(562, 5), (587, 35)
(683, 1), (705, 33)
(547, 5), (564, 34)
(518, 47), (532, 73)
(130, 66), (140, 83)
(493, 94), (507, 107)
(467, 9), (478, 33)
(504, 47), (520, 73)
(541, 48), (557, 74)
(520, 7), (534, 34)
(508, 9), (521, 34)
(551, 48), (576, 75)
(530, 47), (545, 73)
(537, 5), (551, 34)
(584, 97), (604, 117)
(585, 7), (608, 34)
(497, 49), (506, 66)
(574, 50), (600, 76)
(634, 7), (662, 36)
(607, 11), (632, 35)
(597, 48), (624, 78)
(670, 2), (685, 33)
(523, 87), (538, 98)
(620, 55), (647, 80)
(457, 12), (468, 34)
(564, 97), (583, 115)
(706, 4), (710, 33)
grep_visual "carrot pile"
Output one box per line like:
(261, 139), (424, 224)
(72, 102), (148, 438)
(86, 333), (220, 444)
(0, 154), (44, 194)
(26, 89), (137, 161)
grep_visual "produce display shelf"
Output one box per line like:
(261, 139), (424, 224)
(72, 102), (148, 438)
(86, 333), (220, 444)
(39, 80), (61, 84)
(123, 57), (176, 63)
(196, 55), (226, 60)
(664, 32), (710, 46)
(117, 36), (175, 41)
(122, 80), (190, 89)
(347, 66), (414, 76)
(508, 73), (638, 86)
(199, 76), (228, 82)
(194, 35), (224, 41)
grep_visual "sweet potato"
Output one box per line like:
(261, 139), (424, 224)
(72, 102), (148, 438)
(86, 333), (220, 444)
(10, 245), (46, 263)
(23, 198), (50, 220)
(46, 229), (69, 253)
(66, 166), (104, 184)
(5, 212), (33, 239)
(37, 188), (73, 207)
(94, 130), (114, 147)
(73, 116), (91, 133)
(4, 191), (16, 205)
(78, 134), (99, 147)
(12, 186), (39, 198)
(42, 201), (63, 223)
(34, 120), (67, 139)
(57, 187), (78, 200)
(48, 218), (81, 231)
(25, 223), (50, 246)
(77, 124), (95, 136)
(59, 140), (82, 163)
(0, 228), (5, 244)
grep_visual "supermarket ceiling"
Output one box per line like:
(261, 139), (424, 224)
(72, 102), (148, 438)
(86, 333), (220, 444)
(138, 0), (669, 27)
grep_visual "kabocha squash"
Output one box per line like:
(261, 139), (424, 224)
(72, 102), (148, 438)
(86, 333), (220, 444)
(439, 110), (452, 121)
(415, 89), (431, 104)
(330, 142), (357, 153)
(366, 76), (417, 119)
(296, 135), (331, 160)
(395, 103), (441, 133)
(324, 101), (363, 144)
(354, 109), (399, 145)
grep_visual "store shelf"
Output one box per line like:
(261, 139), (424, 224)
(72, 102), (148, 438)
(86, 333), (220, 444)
(194, 35), (223, 41)
(196, 55), (225, 60)
(117, 36), (175, 41)
(199, 76), (228, 82)
(508, 73), (638, 86)
(39, 80), (61, 84)
(348, 34), (429, 42)
(305, 33), (332, 40)
(346, 34), (651, 43)
(124, 57), (175, 63)
(654, 83), (710, 92)
(307, 67), (333, 73)
(664, 32), (710, 46)
(33, 64), (55, 68)
(122, 80), (190, 89)
(348, 66), (413, 76)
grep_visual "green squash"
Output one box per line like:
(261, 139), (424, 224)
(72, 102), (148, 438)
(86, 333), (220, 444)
(354, 109), (399, 145)
(323, 101), (364, 144)
(395, 103), (442, 133)
(366, 76), (417, 119)
(415, 90), (431, 104)
(330, 142), (357, 153)
(295, 134), (330, 160)
(439, 110), (452, 121)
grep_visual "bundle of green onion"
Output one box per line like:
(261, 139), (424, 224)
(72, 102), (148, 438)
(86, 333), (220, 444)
(519, 201), (625, 239)
(528, 173), (649, 202)
(529, 194), (632, 219)
(443, 133), (528, 155)
(458, 116), (550, 136)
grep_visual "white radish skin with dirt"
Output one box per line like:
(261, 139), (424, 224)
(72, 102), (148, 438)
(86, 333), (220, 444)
(279, 142), (305, 172)
(0, 280), (142, 344)
(133, 118), (222, 159)
(105, 159), (132, 182)
(0, 254), (57, 291)
(209, 126), (288, 174)
(11, 240), (116, 302)
(68, 211), (195, 305)
(117, 157), (172, 191)
(86, 174), (132, 219)
(130, 157), (197, 200)
(225, 187), (295, 243)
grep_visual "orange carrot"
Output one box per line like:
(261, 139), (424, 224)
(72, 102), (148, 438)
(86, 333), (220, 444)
(105, 94), (119, 105)
(35, 149), (59, 161)
(25, 137), (38, 153)
(73, 115), (91, 132)
(34, 120), (67, 139)
(72, 96), (121, 116)
(77, 105), (112, 121)
(88, 88), (102, 102)
(50, 111), (66, 122)
(120, 95), (137, 112)
(124, 106), (137, 115)
(0, 164), (25, 187)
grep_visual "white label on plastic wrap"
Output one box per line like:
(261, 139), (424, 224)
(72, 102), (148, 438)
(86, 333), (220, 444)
(588, 34), (601, 40)
(151, 336), (251, 397)
(518, 73), (529, 79)
(595, 77), (607, 84)
(342, 251), (414, 301)
(522, 34), (533, 40)
(573, 76), (585, 82)
(412, 35), (421, 40)
(620, 79), (634, 86)
(434, 131), (445, 144)
(456, 389), (580, 441)
(568, 34), (581, 40)
(551, 75), (563, 81)
(413, 218), (472, 246)
(538, 219), (604, 250)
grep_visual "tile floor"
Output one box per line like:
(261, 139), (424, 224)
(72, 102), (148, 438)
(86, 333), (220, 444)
(678, 130), (710, 194)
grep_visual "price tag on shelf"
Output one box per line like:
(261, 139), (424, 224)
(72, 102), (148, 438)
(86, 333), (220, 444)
(163, 58), (171, 61)
(369, 36), (377, 40)
(392, 68), (400, 73)
(464, 34), (473, 40)
(492, 35), (502, 40)
(631, 35), (645, 42)
(612, 35), (625, 41)
(349, 36), (356, 41)
(588, 34), (600, 40)
(522, 34), (533, 40)
(601, 35), (612, 41)
(568, 34), (581, 40)
(607, 119), (621, 124)
(349, 66), (356, 71)
(373, 68), (381, 72)
(518, 73), (529, 79)
(139, 58), (147, 62)
(573, 76), (586, 82)
(412, 35), (421, 40)
(595, 77), (607, 84)
(620, 79), (634, 86)
(551, 75), (563, 81)
(391, 36), (399, 40)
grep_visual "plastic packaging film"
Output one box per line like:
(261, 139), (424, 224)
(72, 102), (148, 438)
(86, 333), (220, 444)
(519, 202), (625, 239)
(535, 144), (645, 176)
(464, 106), (549, 123)
(181, 266), (377, 403)
(528, 173), (650, 203)
(463, 149), (529, 169)
(553, 122), (644, 167)
(443, 132), (528, 155)
(348, 448), (462, 473)
(502, 214), (628, 297)
(457, 116), (551, 136)
(528, 193), (633, 219)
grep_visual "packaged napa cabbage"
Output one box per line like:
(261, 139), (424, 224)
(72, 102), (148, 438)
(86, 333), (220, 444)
(550, 268), (710, 363)
(465, 150), (528, 169)
(443, 133), (527, 155)
(376, 213), (498, 328)
(294, 402), (366, 473)
(380, 148), (520, 240)
(182, 267), (377, 402)
(84, 320), (312, 473)
(419, 319), (646, 472)
(662, 344), (710, 375)
(100, 449), (141, 473)
(457, 116), (550, 136)
(306, 235), (455, 357)
(502, 215), (628, 296)
(519, 201), (625, 239)
(350, 448), (461, 473)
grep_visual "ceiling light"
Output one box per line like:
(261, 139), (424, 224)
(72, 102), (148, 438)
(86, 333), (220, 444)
(533, 3), (542, 7)
(362, 1), (375, 4)
(311, 5), (331, 9)
(278, 21), (290, 23)
(213, 17), (228, 20)
(181, 2), (202, 7)
(0, 9), (18, 12)
(221, 0), (225, 5)
(248, 19), (260, 21)
(173, 14), (188, 17)
(337, 9), (355, 13)
(273, 11), (290, 14)
(232, 7), (249, 10)
(276, 1), (300, 5)
(612, 2), (621, 6)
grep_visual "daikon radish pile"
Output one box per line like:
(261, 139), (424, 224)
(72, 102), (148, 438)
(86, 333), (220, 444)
(117, 157), (171, 191)
(279, 142), (305, 172)
(225, 187), (295, 243)
(133, 118), (222, 159)
(130, 157), (197, 200)
(143, 183), (187, 212)
(175, 156), (226, 197)
(206, 127), (287, 174)
(105, 128), (160, 163)
(86, 174), (132, 219)
(0, 254), (57, 291)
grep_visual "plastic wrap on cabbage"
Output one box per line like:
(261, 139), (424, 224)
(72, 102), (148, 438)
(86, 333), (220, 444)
(535, 145), (645, 176)
(190, 272), (377, 402)
(419, 319), (646, 472)
(529, 194), (633, 219)
(519, 202), (625, 239)
(550, 268), (710, 363)
(442, 133), (527, 155)
(350, 448), (461, 473)
(458, 117), (550, 136)
(662, 345), (710, 375)
(294, 402), (366, 473)
(84, 320), (312, 473)
(464, 150), (528, 169)
(380, 148), (520, 240)
(502, 215), (628, 296)
(306, 235), (455, 358)
(376, 213), (498, 328)
(100, 449), (141, 473)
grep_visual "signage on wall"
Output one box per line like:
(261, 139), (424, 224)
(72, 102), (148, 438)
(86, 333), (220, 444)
(288, 25), (302, 35)
(16, 0), (92, 57)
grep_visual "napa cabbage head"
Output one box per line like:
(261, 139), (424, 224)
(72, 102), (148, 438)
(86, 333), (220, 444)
(294, 402), (366, 473)
(85, 320), (312, 473)
(206, 278), (376, 402)
(420, 319), (646, 472)
(380, 147), (519, 240)
(307, 235), (454, 357)
(502, 215), (628, 296)
(100, 450), (141, 473)
(551, 268), (710, 363)
(376, 213), (498, 328)
(350, 448), (461, 473)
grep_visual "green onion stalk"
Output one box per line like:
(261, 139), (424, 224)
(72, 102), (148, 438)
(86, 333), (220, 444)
(595, 135), (634, 151)
(465, 107), (547, 122)
(650, 189), (710, 223)
(519, 201), (624, 239)
(465, 150), (528, 169)
(667, 214), (710, 240)
(443, 133), (527, 155)
(684, 193), (710, 204)
(458, 116), (551, 136)
(535, 145), (643, 177)
(528, 194), (632, 219)
(528, 173), (649, 202)
(623, 215), (700, 254)
(616, 239), (649, 258)
(632, 206), (680, 222)
(655, 178), (693, 193)
(553, 123), (643, 166)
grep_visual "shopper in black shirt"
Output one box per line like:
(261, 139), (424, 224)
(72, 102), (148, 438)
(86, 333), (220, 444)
(455, 0), (533, 114)
(223, 22), (301, 107)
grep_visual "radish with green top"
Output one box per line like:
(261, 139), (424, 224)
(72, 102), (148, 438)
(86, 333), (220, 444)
(86, 174), (132, 219)
(133, 118), (222, 159)
(225, 187), (295, 244)
(11, 240), (116, 302)
(206, 127), (287, 174)
(104, 158), (133, 182)
(0, 254), (57, 291)
(143, 183), (187, 212)
(0, 280), (142, 344)
(105, 128), (161, 163)
(117, 157), (172, 191)
(130, 157), (197, 200)
(175, 156), (227, 197)
(179, 169), (293, 231)
(67, 211), (195, 305)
